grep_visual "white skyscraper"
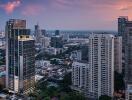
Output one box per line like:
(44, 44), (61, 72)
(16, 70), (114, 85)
(88, 33), (114, 99)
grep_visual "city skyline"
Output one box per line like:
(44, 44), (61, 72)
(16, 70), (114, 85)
(0, 0), (132, 30)
(1, 17), (125, 99)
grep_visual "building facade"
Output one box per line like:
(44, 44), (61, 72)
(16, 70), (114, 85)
(125, 26), (132, 85)
(88, 33), (114, 99)
(70, 50), (82, 61)
(6, 19), (35, 94)
(118, 16), (128, 36)
(72, 61), (89, 93)
(40, 37), (50, 48)
(34, 24), (42, 43)
(50, 36), (63, 48)
(114, 36), (122, 73)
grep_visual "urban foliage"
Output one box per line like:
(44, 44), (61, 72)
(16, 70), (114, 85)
(114, 71), (125, 91)
(35, 46), (81, 60)
(29, 73), (86, 100)
(0, 49), (5, 65)
(99, 95), (112, 100)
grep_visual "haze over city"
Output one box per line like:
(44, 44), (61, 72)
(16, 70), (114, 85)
(0, 0), (131, 30)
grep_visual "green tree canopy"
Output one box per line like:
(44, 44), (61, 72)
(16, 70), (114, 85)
(99, 95), (112, 100)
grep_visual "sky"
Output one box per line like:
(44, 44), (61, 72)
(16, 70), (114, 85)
(0, 0), (132, 31)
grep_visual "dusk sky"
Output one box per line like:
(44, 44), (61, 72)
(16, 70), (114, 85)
(0, 0), (131, 31)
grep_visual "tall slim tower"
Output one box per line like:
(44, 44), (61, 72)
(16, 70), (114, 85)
(88, 33), (114, 98)
(6, 19), (35, 94)
(34, 24), (42, 43)
(124, 24), (132, 100)
(125, 26), (132, 84)
(114, 36), (122, 74)
(118, 16), (128, 36)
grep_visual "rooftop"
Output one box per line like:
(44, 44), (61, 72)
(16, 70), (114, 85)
(18, 35), (34, 41)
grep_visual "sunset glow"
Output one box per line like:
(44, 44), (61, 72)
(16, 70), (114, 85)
(0, 0), (132, 30)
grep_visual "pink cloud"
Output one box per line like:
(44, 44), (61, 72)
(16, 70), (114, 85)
(22, 5), (45, 16)
(0, 0), (21, 14)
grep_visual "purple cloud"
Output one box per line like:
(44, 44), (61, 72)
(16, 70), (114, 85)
(0, 0), (21, 14)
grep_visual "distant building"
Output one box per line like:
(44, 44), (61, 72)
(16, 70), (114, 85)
(0, 32), (5, 37)
(61, 33), (69, 42)
(80, 44), (89, 62)
(68, 38), (89, 44)
(118, 16), (128, 36)
(70, 50), (82, 61)
(55, 30), (60, 36)
(50, 36), (63, 48)
(45, 47), (63, 55)
(6, 19), (35, 94)
(72, 61), (89, 92)
(35, 60), (51, 67)
(88, 33), (114, 99)
(114, 36), (122, 73)
(41, 29), (46, 36)
(40, 37), (50, 48)
(34, 24), (42, 43)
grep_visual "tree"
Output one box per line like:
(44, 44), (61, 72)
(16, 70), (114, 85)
(99, 95), (112, 100)
(47, 86), (59, 97)
(60, 72), (72, 92)
(114, 71), (125, 91)
(63, 72), (72, 86)
(50, 59), (58, 65)
(44, 97), (50, 100)
(60, 92), (86, 100)
(69, 92), (86, 100)
(60, 93), (70, 100)
(36, 80), (48, 91)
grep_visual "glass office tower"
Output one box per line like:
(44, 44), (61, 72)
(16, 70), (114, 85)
(6, 19), (35, 94)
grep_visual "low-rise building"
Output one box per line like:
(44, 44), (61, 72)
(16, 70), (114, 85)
(35, 60), (51, 67)
(45, 47), (63, 55)
(41, 37), (50, 48)
(70, 50), (82, 61)
(126, 84), (132, 100)
(72, 61), (89, 93)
